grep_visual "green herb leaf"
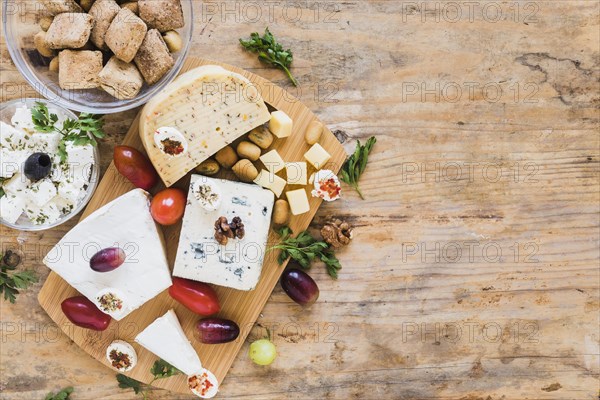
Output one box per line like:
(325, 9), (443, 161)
(0, 252), (37, 304)
(44, 386), (74, 400)
(30, 103), (104, 164)
(116, 374), (142, 394)
(269, 227), (342, 278)
(150, 359), (182, 379)
(240, 27), (299, 86)
(339, 136), (376, 199)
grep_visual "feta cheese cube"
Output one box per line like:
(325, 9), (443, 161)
(0, 121), (27, 150)
(2, 172), (29, 195)
(269, 110), (293, 138)
(28, 132), (61, 153)
(65, 143), (95, 168)
(254, 169), (286, 197)
(259, 149), (285, 173)
(286, 188), (310, 215)
(25, 201), (61, 225)
(48, 195), (74, 215)
(304, 143), (331, 169)
(0, 195), (25, 224)
(11, 106), (36, 133)
(285, 162), (308, 185)
(27, 178), (57, 207)
(0, 148), (26, 178)
(58, 181), (82, 204)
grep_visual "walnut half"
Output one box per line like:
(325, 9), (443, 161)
(321, 219), (353, 248)
(214, 216), (245, 245)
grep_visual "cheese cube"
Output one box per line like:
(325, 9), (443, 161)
(2, 173), (29, 195)
(285, 162), (307, 185)
(254, 169), (286, 197)
(304, 143), (331, 170)
(65, 143), (95, 168)
(0, 121), (26, 150)
(25, 201), (61, 225)
(269, 110), (293, 138)
(27, 178), (57, 207)
(58, 181), (82, 204)
(11, 106), (36, 133)
(0, 195), (25, 224)
(0, 149), (26, 178)
(28, 132), (61, 153)
(286, 188), (310, 215)
(260, 149), (285, 173)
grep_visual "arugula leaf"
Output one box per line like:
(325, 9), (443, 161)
(29, 103), (105, 163)
(116, 374), (143, 394)
(0, 252), (37, 304)
(150, 359), (182, 379)
(44, 386), (74, 400)
(269, 227), (342, 279)
(240, 27), (298, 86)
(339, 136), (376, 199)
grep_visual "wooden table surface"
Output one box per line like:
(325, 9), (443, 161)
(1, 1), (599, 399)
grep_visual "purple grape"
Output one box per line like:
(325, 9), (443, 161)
(196, 318), (240, 344)
(90, 247), (126, 272)
(280, 269), (319, 306)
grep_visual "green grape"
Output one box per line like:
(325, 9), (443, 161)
(249, 339), (277, 365)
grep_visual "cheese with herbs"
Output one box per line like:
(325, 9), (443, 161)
(43, 189), (172, 320)
(139, 65), (271, 187)
(173, 175), (274, 291)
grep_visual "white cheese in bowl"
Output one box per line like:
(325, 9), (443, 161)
(0, 104), (94, 225)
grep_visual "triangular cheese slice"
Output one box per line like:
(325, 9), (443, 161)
(43, 189), (171, 321)
(139, 65), (271, 186)
(135, 309), (203, 376)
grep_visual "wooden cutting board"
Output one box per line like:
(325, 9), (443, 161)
(37, 57), (346, 395)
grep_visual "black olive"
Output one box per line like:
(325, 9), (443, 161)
(23, 152), (52, 181)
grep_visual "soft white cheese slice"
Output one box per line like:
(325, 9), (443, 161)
(0, 121), (27, 150)
(173, 175), (274, 291)
(43, 189), (172, 320)
(135, 309), (203, 376)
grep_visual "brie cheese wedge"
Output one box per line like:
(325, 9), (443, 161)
(135, 309), (203, 376)
(43, 189), (172, 320)
(173, 175), (274, 291)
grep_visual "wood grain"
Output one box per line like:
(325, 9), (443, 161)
(36, 57), (347, 395)
(1, 1), (599, 399)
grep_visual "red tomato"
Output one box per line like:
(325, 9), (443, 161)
(169, 277), (220, 316)
(113, 146), (158, 190)
(61, 296), (111, 331)
(150, 188), (186, 225)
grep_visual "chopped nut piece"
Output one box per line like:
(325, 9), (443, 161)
(320, 219), (353, 248)
(138, 0), (184, 32)
(214, 216), (245, 245)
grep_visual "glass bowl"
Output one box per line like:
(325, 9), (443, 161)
(2, 0), (194, 114)
(0, 98), (100, 231)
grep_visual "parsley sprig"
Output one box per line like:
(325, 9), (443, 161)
(340, 136), (376, 199)
(31, 102), (105, 162)
(0, 251), (37, 303)
(240, 27), (298, 86)
(269, 227), (342, 279)
(45, 386), (74, 400)
(117, 359), (182, 399)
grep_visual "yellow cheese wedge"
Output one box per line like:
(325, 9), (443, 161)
(139, 65), (271, 186)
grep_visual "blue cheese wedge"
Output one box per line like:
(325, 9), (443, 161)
(135, 309), (203, 376)
(173, 175), (274, 291)
(43, 189), (172, 320)
(139, 65), (271, 187)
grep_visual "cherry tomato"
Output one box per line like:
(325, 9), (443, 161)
(113, 145), (158, 190)
(61, 296), (111, 331)
(150, 188), (186, 225)
(169, 277), (220, 316)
